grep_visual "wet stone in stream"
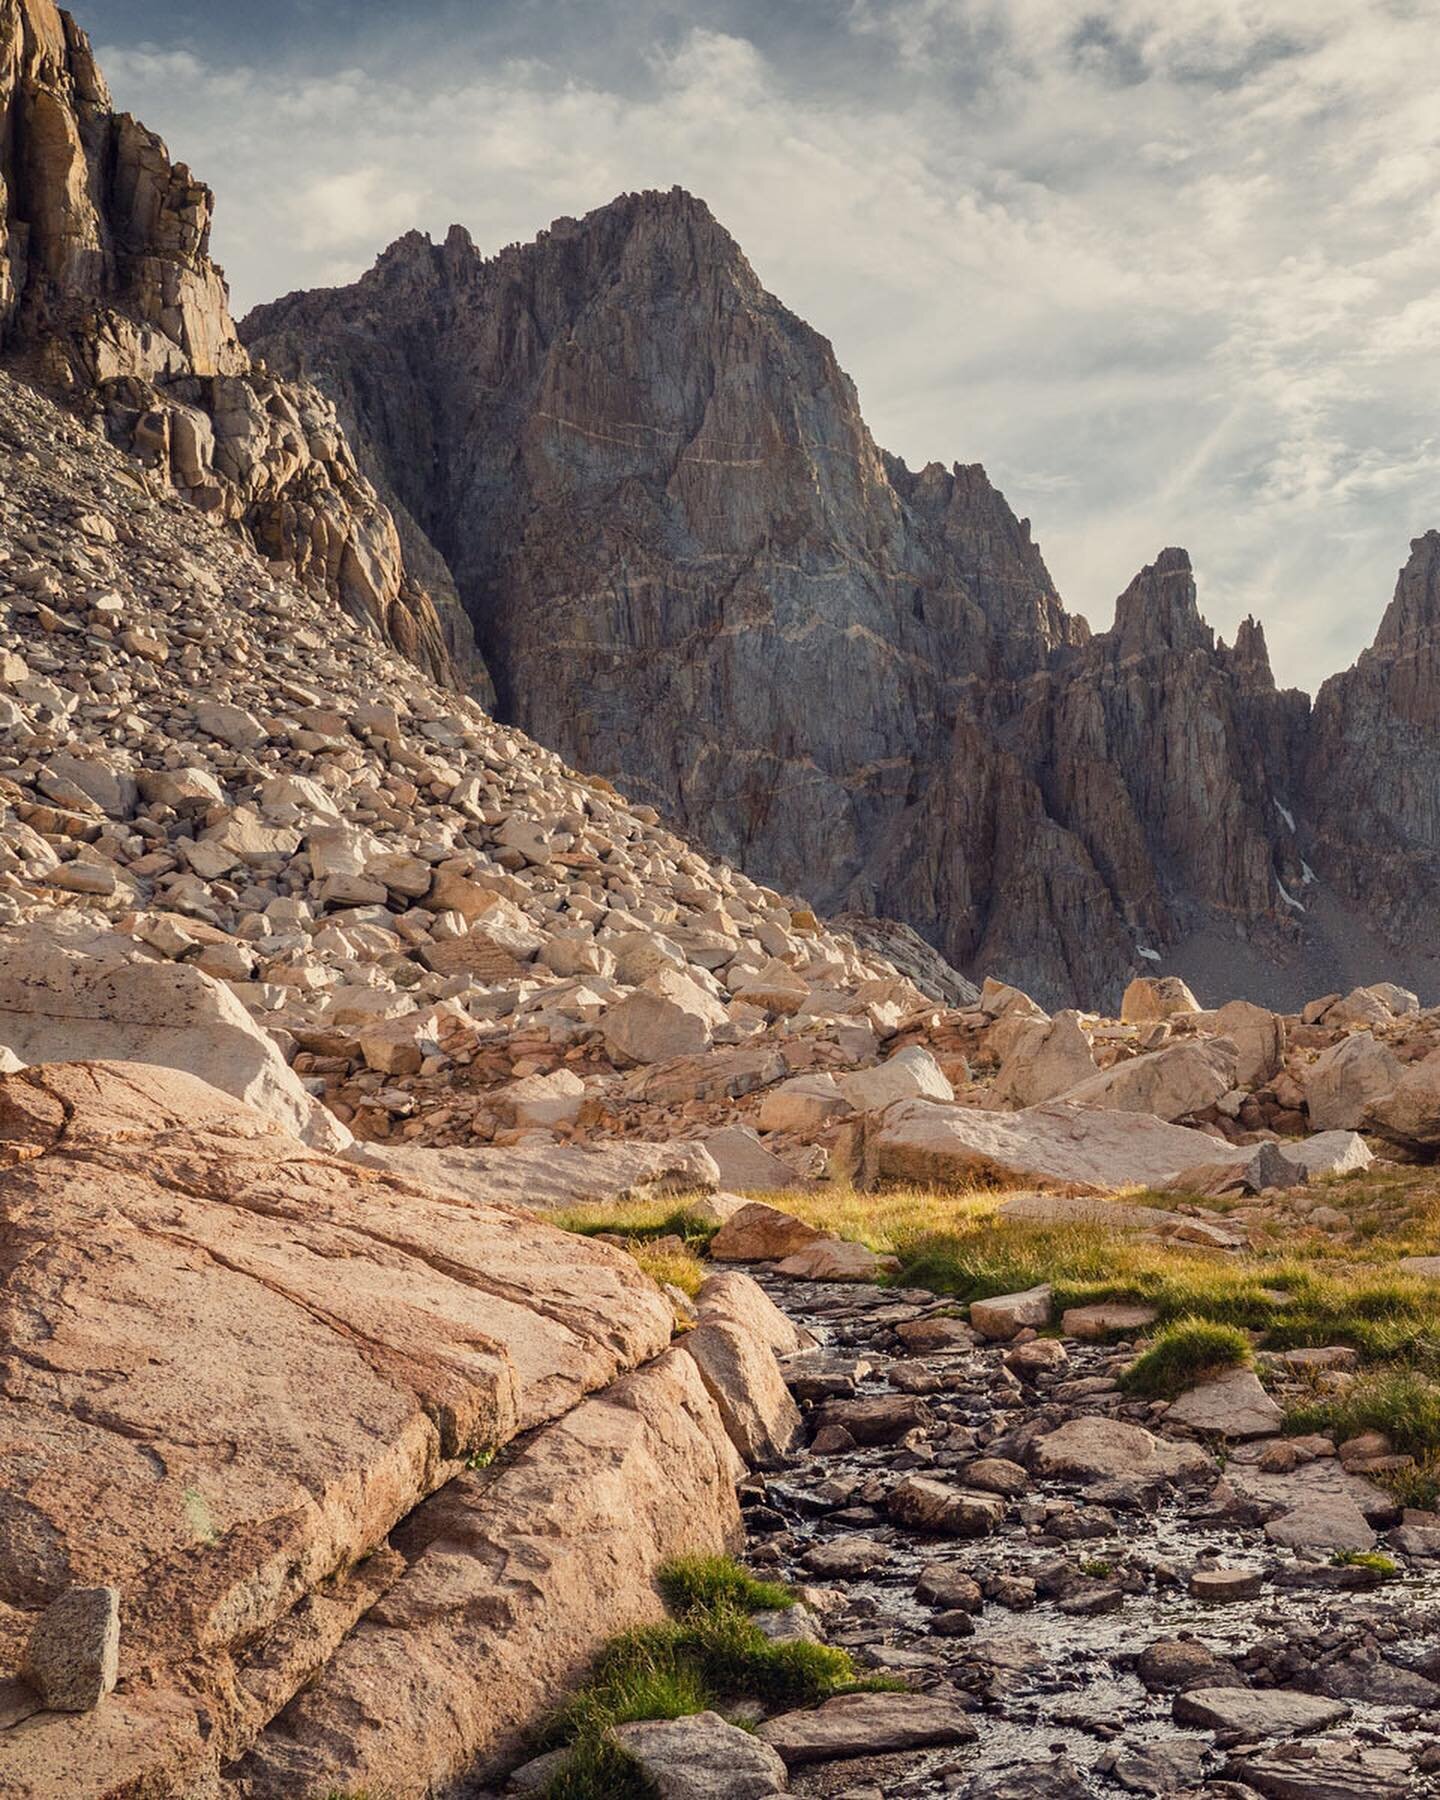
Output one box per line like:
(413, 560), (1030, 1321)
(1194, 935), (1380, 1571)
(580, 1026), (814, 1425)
(737, 1276), (1440, 1798)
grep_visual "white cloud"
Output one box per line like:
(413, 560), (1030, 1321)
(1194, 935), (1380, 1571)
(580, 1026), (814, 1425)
(94, 0), (1440, 691)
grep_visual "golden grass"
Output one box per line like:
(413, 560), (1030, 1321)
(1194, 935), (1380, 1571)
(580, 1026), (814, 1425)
(628, 1241), (707, 1299)
(552, 1166), (1440, 1367)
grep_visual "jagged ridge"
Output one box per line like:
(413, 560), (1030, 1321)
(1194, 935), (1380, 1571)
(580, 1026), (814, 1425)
(245, 194), (1420, 1008)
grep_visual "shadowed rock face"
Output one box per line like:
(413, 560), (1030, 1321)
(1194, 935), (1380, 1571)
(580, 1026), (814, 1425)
(1306, 533), (1440, 958)
(247, 211), (1325, 1006)
(0, 0), (476, 684)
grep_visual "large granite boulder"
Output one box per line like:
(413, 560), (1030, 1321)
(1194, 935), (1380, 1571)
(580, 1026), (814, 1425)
(865, 1100), (1240, 1193)
(1058, 1037), (1237, 1122)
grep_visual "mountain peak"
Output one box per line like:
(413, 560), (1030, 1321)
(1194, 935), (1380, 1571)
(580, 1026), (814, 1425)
(1372, 530), (1440, 655)
(1109, 547), (1213, 658)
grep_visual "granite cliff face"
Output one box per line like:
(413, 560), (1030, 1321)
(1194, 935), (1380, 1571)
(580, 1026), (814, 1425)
(0, 0), (473, 682)
(245, 195), (1344, 1007)
(1306, 533), (1440, 959)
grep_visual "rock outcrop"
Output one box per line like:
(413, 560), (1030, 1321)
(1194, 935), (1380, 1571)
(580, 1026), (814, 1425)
(0, 1060), (746, 1795)
(0, 0), (474, 683)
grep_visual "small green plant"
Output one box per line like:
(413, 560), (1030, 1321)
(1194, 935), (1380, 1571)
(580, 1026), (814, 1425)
(465, 1444), (497, 1471)
(1121, 1318), (1253, 1400)
(536, 1556), (872, 1800)
(1079, 1558), (1114, 1578)
(658, 1555), (795, 1617)
(1330, 1550), (1398, 1576)
(1286, 1369), (1440, 1458)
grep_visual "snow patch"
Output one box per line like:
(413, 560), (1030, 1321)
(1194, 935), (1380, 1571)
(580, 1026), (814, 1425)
(1275, 799), (1296, 832)
(1137, 945), (1161, 963)
(1276, 877), (1306, 913)
(1301, 861), (1317, 885)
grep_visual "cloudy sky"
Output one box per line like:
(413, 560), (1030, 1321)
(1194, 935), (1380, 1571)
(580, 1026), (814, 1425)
(83, 0), (1440, 690)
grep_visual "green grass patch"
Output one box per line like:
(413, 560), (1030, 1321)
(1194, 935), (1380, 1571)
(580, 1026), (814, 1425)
(1285, 1369), (1440, 1458)
(658, 1555), (795, 1617)
(1331, 1550), (1398, 1576)
(537, 1556), (870, 1800)
(1121, 1318), (1253, 1400)
(886, 1219), (1440, 1366)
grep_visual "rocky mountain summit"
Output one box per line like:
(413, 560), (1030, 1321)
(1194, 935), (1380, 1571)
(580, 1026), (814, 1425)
(244, 199), (1440, 1010)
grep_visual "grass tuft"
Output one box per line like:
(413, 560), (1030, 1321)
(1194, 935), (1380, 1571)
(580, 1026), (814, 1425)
(657, 1555), (795, 1617)
(1380, 1455), (1440, 1512)
(628, 1240), (707, 1299)
(1121, 1318), (1254, 1400)
(1285, 1369), (1440, 1458)
(537, 1556), (867, 1800)
(552, 1200), (719, 1255)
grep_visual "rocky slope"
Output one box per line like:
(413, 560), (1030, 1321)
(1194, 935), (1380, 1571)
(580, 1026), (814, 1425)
(0, 0), (475, 684)
(243, 197), (1438, 1011)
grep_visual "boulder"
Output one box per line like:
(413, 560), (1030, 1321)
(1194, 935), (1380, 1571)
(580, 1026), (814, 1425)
(772, 1239), (898, 1282)
(696, 1271), (817, 1357)
(1062, 1302), (1160, 1341)
(886, 1476), (1003, 1537)
(1169, 1141), (1308, 1197)
(1283, 1130), (1373, 1178)
(1304, 1032), (1401, 1131)
(988, 1009), (1097, 1110)
(0, 1062), (699, 1796)
(682, 1319), (803, 1469)
(757, 1693), (978, 1763)
(612, 1712), (789, 1799)
(1212, 999), (1284, 1087)
(1172, 1687), (1351, 1737)
(1223, 1742), (1411, 1800)
(1058, 1038), (1237, 1122)
(1368, 981), (1421, 1017)
(1226, 1460), (1387, 1552)
(1028, 1417), (1214, 1485)
(1366, 1047), (1440, 1148)
(838, 1044), (954, 1113)
(867, 1101), (1239, 1194)
(231, 1352), (741, 1796)
(1164, 1369), (1283, 1439)
(979, 979), (1048, 1021)
(602, 970), (729, 1065)
(0, 927), (347, 1151)
(24, 1587), (120, 1713)
(701, 1124), (800, 1192)
(757, 1073), (851, 1134)
(494, 1068), (586, 1129)
(1326, 986), (1400, 1028)
(710, 1203), (828, 1263)
(1121, 976), (1201, 1022)
(970, 1285), (1052, 1340)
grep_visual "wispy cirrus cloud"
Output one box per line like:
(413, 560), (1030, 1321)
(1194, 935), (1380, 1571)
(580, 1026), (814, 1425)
(84, 0), (1440, 689)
